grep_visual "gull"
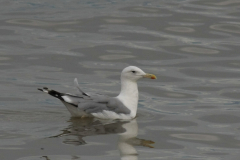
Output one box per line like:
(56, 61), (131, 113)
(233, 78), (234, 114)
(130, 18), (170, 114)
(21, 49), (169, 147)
(38, 66), (156, 119)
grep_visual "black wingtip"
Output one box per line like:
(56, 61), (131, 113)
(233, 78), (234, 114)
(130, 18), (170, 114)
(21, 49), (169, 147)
(38, 88), (43, 92)
(38, 87), (78, 108)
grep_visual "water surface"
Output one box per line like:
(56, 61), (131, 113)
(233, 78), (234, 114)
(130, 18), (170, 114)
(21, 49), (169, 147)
(1, 0), (240, 160)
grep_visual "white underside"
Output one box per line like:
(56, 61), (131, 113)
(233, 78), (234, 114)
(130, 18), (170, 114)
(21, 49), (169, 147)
(92, 110), (133, 120)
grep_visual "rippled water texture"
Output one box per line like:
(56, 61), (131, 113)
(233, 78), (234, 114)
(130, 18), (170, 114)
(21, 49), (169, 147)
(1, 0), (240, 160)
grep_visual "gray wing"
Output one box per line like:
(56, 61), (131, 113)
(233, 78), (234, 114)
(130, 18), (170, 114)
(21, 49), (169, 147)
(62, 78), (130, 114)
(79, 97), (130, 115)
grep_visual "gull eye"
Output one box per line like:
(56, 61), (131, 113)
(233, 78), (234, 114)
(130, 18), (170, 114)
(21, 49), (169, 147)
(131, 71), (136, 73)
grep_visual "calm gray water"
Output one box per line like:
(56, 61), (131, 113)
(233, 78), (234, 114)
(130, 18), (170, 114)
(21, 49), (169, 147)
(1, 0), (240, 160)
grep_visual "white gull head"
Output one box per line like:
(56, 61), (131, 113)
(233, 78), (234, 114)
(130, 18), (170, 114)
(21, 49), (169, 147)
(121, 66), (147, 82)
(116, 66), (156, 119)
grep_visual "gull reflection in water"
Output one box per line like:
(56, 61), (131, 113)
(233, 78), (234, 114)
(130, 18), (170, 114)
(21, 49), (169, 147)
(118, 119), (154, 160)
(50, 118), (154, 159)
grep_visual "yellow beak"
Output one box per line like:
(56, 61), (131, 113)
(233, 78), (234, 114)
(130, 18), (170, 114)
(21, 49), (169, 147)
(143, 73), (157, 79)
